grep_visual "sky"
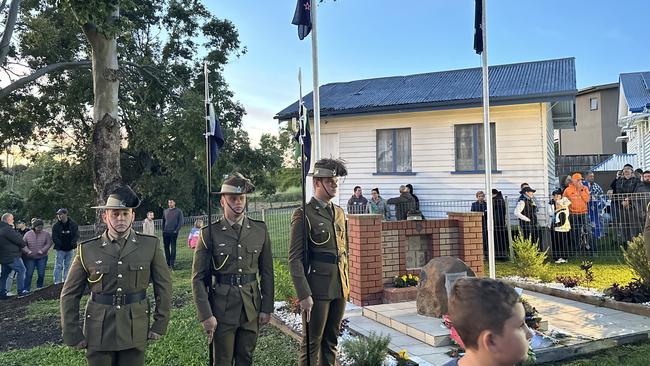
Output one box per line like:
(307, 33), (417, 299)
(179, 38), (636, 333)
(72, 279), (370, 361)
(208, 0), (649, 144)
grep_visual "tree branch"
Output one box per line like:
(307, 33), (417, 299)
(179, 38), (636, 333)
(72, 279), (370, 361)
(0, 0), (21, 66)
(0, 60), (91, 99)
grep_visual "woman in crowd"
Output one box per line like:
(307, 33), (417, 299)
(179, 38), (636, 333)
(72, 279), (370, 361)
(22, 219), (53, 292)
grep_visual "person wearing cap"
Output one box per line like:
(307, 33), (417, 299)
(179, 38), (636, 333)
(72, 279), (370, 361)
(191, 173), (274, 366)
(563, 173), (591, 253)
(514, 186), (539, 245)
(52, 208), (79, 284)
(22, 218), (53, 292)
(549, 189), (571, 262)
(289, 158), (350, 366)
(60, 185), (172, 366)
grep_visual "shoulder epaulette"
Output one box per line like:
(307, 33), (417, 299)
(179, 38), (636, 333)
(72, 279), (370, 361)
(135, 231), (157, 238)
(78, 235), (101, 245)
(200, 217), (222, 229)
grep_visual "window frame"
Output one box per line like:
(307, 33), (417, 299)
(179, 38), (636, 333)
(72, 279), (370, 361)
(590, 97), (598, 111)
(453, 123), (498, 173)
(375, 128), (413, 174)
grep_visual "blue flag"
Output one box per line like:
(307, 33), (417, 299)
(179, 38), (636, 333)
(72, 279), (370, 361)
(294, 104), (311, 179)
(473, 0), (483, 54)
(292, 0), (312, 40)
(208, 103), (225, 166)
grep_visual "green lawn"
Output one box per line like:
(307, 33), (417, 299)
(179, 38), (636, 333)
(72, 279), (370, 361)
(493, 258), (635, 291)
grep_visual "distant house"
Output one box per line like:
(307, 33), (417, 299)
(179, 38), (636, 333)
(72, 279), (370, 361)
(275, 58), (577, 208)
(559, 83), (623, 156)
(618, 71), (650, 169)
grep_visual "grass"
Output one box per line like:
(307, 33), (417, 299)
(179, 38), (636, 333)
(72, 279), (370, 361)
(494, 258), (635, 291)
(548, 340), (650, 365)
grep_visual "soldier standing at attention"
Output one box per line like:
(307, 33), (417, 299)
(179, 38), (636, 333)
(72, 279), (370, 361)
(192, 173), (274, 366)
(60, 185), (172, 366)
(289, 158), (350, 366)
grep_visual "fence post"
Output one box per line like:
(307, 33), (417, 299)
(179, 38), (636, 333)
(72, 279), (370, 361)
(505, 195), (514, 262)
(261, 208), (266, 222)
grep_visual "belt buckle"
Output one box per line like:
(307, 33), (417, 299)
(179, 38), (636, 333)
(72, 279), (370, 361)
(234, 275), (243, 286)
(113, 293), (125, 306)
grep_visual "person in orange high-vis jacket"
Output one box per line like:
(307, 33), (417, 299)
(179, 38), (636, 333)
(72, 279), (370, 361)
(563, 173), (591, 255)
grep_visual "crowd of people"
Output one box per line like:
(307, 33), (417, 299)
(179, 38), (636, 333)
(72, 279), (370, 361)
(346, 183), (422, 220)
(470, 164), (650, 261)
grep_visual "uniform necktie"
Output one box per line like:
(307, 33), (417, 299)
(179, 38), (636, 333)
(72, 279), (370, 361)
(232, 223), (241, 237)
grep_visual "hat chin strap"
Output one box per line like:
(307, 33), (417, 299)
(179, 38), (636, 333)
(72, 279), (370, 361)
(106, 216), (133, 237)
(225, 200), (245, 217)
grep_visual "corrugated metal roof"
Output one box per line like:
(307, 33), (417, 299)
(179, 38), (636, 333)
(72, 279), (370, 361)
(276, 58), (577, 120)
(592, 154), (638, 172)
(620, 71), (650, 113)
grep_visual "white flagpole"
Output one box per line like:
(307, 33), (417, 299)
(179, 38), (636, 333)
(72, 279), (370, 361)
(310, 0), (321, 160)
(481, 0), (496, 279)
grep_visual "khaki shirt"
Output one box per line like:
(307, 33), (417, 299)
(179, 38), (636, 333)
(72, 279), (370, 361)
(191, 216), (274, 324)
(60, 229), (172, 351)
(289, 197), (350, 301)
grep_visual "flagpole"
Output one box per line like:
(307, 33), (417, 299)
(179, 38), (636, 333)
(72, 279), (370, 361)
(480, 0), (496, 279)
(310, 0), (321, 161)
(203, 61), (215, 364)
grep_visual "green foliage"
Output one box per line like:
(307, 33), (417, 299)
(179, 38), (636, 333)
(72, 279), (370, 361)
(24, 299), (61, 321)
(393, 274), (419, 288)
(274, 260), (297, 302)
(0, 190), (27, 221)
(512, 236), (550, 280)
(622, 235), (650, 285)
(341, 332), (391, 366)
(580, 260), (595, 283)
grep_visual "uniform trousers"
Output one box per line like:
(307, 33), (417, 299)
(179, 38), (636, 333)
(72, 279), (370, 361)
(212, 304), (260, 366)
(299, 297), (346, 366)
(86, 346), (145, 366)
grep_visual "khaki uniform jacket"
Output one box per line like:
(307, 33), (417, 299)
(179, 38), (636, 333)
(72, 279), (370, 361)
(60, 229), (172, 351)
(192, 216), (274, 325)
(289, 198), (350, 301)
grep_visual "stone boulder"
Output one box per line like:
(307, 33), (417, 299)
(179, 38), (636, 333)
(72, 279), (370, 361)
(416, 256), (475, 317)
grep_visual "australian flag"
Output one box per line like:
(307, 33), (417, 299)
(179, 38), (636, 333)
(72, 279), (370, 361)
(294, 103), (311, 179)
(292, 0), (312, 40)
(473, 0), (483, 54)
(208, 102), (225, 166)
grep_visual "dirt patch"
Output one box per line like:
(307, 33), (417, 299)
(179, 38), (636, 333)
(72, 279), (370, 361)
(0, 284), (65, 352)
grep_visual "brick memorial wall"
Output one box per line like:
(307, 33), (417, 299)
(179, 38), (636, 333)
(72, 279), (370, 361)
(347, 212), (484, 306)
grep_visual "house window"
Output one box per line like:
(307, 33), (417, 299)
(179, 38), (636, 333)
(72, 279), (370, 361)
(376, 128), (412, 173)
(590, 97), (598, 110)
(454, 123), (497, 172)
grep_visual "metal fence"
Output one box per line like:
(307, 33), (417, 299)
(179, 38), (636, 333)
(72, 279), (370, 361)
(77, 192), (649, 267)
(77, 205), (298, 268)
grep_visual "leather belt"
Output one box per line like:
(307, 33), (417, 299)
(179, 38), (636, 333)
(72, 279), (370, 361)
(213, 273), (257, 287)
(91, 291), (146, 306)
(310, 251), (339, 264)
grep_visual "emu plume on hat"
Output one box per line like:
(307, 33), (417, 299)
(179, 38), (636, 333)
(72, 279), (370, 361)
(212, 172), (255, 195)
(91, 185), (141, 209)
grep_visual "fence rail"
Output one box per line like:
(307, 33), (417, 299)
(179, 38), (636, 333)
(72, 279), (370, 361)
(76, 192), (649, 267)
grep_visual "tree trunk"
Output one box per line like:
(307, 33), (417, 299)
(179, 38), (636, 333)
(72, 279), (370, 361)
(84, 24), (121, 222)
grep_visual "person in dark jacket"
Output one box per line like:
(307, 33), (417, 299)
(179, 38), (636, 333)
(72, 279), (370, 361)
(52, 208), (79, 284)
(491, 189), (509, 258)
(471, 191), (488, 250)
(0, 213), (27, 299)
(162, 199), (184, 269)
(387, 185), (417, 220)
(613, 164), (641, 244)
(514, 187), (539, 245)
(347, 186), (368, 214)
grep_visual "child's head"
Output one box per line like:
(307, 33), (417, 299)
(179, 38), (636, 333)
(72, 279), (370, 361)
(194, 219), (204, 228)
(449, 277), (532, 365)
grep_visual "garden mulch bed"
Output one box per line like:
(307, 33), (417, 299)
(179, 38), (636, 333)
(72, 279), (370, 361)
(0, 284), (66, 352)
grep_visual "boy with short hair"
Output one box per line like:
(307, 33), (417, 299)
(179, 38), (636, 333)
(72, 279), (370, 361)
(442, 277), (533, 366)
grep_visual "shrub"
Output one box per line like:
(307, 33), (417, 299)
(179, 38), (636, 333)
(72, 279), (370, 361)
(393, 274), (419, 288)
(274, 260), (297, 302)
(521, 298), (543, 330)
(555, 275), (581, 288)
(580, 260), (595, 283)
(512, 236), (550, 280)
(341, 332), (391, 366)
(622, 235), (650, 285)
(604, 279), (650, 303)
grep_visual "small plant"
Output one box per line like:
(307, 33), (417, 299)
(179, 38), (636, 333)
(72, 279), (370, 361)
(338, 317), (350, 337)
(396, 349), (410, 366)
(341, 332), (391, 366)
(622, 235), (650, 285)
(512, 236), (550, 280)
(580, 260), (595, 283)
(274, 260), (297, 302)
(393, 273), (419, 288)
(555, 275), (581, 288)
(521, 298), (543, 330)
(286, 296), (302, 314)
(604, 279), (650, 303)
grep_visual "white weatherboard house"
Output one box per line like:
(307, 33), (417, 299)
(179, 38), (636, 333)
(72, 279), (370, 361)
(276, 58), (577, 208)
(618, 71), (650, 169)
